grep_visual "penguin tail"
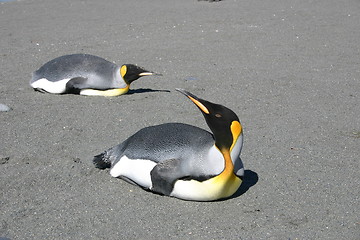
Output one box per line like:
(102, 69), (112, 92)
(93, 151), (111, 169)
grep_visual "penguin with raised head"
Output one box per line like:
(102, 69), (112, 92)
(30, 54), (160, 96)
(93, 89), (244, 201)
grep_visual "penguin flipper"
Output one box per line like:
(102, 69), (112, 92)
(65, 77), (88, 94)
(150, 158), (184, 196)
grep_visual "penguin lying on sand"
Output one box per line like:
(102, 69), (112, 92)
(93, 89), (244, 201)
(30, 54), (160, 96)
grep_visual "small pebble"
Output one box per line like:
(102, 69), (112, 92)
(0, 104), (11, 112)
(0, 156), (10, 164)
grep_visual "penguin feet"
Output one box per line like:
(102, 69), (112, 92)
(33, 88), (49, 94)
(93, 152), (111, 169)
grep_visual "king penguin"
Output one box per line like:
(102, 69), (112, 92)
(93, 89), (244, 201)
(30, 54), (160, 96)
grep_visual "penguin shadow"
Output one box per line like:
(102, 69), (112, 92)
(127, 88), (171, 95)
(231, 169), (258, 199)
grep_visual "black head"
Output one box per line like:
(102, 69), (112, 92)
(120, 64), (161, 85)
(176, 88), (242, 150)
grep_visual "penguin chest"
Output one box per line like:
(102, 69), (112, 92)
(109, 155), (156, 189)
(170, 142), (243, 201)
(79, 72), (128, 96)
(170, 173), (242, 201)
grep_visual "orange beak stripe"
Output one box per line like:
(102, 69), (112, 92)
(188, 96), (210, 114)
(138, 72), (154, 76)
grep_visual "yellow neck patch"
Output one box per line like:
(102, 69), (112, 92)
(120, 65), (127, 78)
(219, 149), (235, 177)
(206, 121), (242, 195)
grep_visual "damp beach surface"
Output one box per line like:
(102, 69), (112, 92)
(0, 0), (359, 239)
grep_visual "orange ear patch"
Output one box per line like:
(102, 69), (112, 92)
(120, 65), (127, 78)
(230, 121), (242, 150)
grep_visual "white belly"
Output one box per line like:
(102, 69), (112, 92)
(31, 78), (70, 94)
(109, 155), (156, 189)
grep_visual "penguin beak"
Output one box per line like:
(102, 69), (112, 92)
(176, 88), (210, 114)
(138, 71), (163, 77)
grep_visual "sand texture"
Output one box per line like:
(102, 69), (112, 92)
(0, 0), (359, 239)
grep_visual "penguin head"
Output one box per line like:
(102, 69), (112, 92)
(120, 64), (160, 85)
(176, 88), (242, 151)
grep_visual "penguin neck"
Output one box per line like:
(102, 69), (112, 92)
(218, 148), (235, 177)
(213, 120), (242, 177)
(208, 146), (241, 199)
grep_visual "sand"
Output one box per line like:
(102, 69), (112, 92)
(0, 0), (359, 239)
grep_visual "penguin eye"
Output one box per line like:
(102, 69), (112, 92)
(215, 113), (222, 118)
